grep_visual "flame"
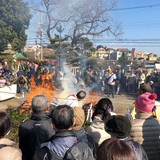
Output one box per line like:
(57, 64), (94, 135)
(18, 71), (101, 115)
(85, 91), (101, 106)
(19, 74), (57, 114)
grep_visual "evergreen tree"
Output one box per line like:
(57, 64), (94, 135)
(118, 52), (130, 69)
(0, 0), (31, 52)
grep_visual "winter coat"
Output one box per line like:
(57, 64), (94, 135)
(87, 116), (111, 146)
(35, 130), (94, 160)
(122, 137), (148, 160)
(130, 113), (160, 160)
(19, 113), (55, 160)
(0, 138), (22, 160)
(73, 127), (96, 156)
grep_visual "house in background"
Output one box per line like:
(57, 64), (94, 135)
(147, 53), (157, 61)
(133, 51), (149, 60)
(109, 48), (129, 60)
(24, 45), (54, 59)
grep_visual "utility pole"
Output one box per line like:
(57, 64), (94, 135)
(36, 4), (43, 60)
(39, 9), (43, 60)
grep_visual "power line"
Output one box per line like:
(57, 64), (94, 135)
(91, 39), (160, 42)
(111, 4), (160, 11)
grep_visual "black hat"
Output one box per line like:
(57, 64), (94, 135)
(105, 115), (131, 138)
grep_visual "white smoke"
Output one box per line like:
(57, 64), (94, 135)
(57, 61), (79, 103)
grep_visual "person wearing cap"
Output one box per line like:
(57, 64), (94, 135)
(19, 95), (55, 160)
(105, 115), (148, 160)
(62, 90), (86, 107)
(130, 89), (160, 160)
(72, 107), (96, 157)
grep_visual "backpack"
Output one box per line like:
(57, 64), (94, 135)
(37, 140), (94, 160)
(40, 146), (63, 160)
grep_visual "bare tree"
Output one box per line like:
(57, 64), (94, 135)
(29, 0), (122, 45)
(67, 0), (122, 45)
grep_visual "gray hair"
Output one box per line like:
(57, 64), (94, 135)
(31, 95), (49, 113)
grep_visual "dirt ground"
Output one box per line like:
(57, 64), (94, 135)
(0, 93), (136, 115)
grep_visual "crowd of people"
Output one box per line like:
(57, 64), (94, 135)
(0, 81), (160, 160)
(1, 60), (160, 159)
(0, 61), (64, 93)
(1, 60), (160, 100)
(76, 65), (160, 99)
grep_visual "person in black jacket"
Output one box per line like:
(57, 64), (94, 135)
(19, 95), (55, 160)
(35, 105), (94, 160)
(104, 115), (148, 160)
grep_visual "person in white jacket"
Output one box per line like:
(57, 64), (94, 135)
(104, 69), (117, 98)
(87, 98), (116, 148)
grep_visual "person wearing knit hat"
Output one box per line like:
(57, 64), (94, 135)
(130, 83), (157, 120)
(130, 90), (160, 160)
(105, 115), (131, 139)
(104, 115), (148, 160)
(135, 92), (157, 113)
(73, 107), (96, 157)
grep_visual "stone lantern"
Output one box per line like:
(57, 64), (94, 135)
(3, 43), (16, 54)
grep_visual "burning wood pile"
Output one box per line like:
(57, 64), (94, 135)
(18, 75), (57, 114)
(18, 72), (101, 119)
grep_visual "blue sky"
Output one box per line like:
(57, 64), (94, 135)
(26, 0), (160, 56)
(109, 0), (160, 55)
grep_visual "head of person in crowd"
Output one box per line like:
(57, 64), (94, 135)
(76, 90), (86, 101)
(0, 111), (11, 138)
(31, 95), (49, 114)
(97, 138), (136, 160)
(107, 68), (112, 74)
(73, 107), (85, 130)
(139, 69), (144, 74)
(73, 107), (96, 155)
(51, 105), (74, 131)
(135, 91), (157, 114)
(105, 115), (131, 139)
(138, 83), (152, 95)
(0, 111), (22, 160)
(92, 98), (115, 121)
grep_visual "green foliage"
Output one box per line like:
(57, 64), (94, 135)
(0, 0), (31, 52)
(97, 45), (104, 50)
(44, 53), (57, 59)
(118, 52), (130, 69)
(86, 57), (98, 68)
(7, 108), (30, 142)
